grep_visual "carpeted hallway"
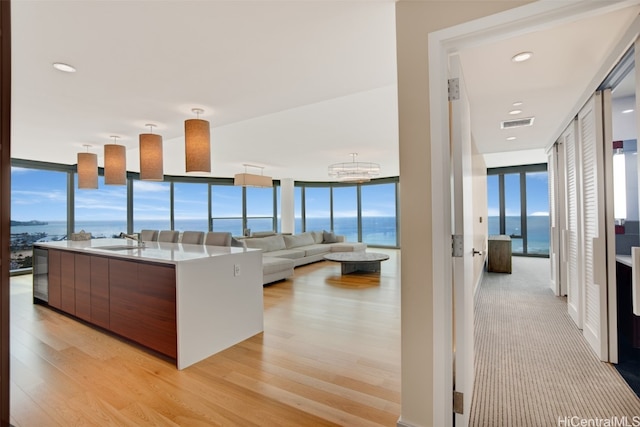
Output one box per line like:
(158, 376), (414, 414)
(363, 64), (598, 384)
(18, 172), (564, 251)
(470, 256), (640, 426)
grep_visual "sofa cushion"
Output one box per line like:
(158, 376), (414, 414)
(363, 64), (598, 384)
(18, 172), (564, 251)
(283, 232), (315, 249)
(244, 235), (286, 252)
(303, 244), (331, 257)
(262, 257), (295, 275)
(252, 231), (276, 238)
(310, 230), (324, 244)
(323, 230), (339, 243)
(330, 242), (367, 252)
(265, 249), (306, 260)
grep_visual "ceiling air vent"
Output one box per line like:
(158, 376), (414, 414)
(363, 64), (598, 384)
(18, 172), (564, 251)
(500, 117), (535, 129)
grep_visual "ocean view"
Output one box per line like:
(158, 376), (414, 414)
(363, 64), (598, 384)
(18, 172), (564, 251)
(11, 214), (548, 270)
(10, 216), (399, 269)
(488, 215), (550, 255)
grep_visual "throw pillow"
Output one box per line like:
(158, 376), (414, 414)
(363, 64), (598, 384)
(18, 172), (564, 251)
(323, 230), (338, 243)
(230, 237), (246, 248)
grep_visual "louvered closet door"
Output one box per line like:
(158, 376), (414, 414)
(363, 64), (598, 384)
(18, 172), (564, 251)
(548, 147), (560, 295)
(579, 93), (608, 361)
(564, 121), (582, 328)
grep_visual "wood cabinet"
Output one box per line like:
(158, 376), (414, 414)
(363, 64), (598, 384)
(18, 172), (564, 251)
(43, 250), (177, 360)
(35, 238), (264, 370)
(74, 254), (91, 322)
(60, 252), (76, 314)
(488, 235), (512, 273)
(47, 249), (61, 309)
(90, 256), (110, 329)
(109, 260), (176, 358)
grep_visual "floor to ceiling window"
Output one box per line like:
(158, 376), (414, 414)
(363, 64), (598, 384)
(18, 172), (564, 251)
(132, 180), (171, 233)
(173, 181), (209, 232)
(75, 175), (127, 238)
(303, 186), (331, 232)
(487, 164), (549, 256)
(296, 179), (399, 247)
(332, 185), (358, 242)
(360, 182), (397, 246)
(10, 164), (69, 270)
(9, 159), (401, 273)
(210, 184), (243, 236)
(246, 186), (276, 233)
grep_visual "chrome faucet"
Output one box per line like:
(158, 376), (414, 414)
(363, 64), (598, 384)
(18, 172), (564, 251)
(119, 232), (146, 248)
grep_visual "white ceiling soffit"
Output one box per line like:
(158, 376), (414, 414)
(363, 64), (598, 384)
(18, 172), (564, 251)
(10, 1), (398, 181)
(458, 4), (640, 159)
(484, 149), (547, 169)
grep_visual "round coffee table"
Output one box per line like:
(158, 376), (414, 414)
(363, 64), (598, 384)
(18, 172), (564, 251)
(324, 252), (389, 275)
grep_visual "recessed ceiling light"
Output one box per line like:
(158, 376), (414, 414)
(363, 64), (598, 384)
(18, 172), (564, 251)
(622, 109), (634, 114)
(506, 136), (517, 141)
(512, 101), (523, 107)
(511, 51), (533, 63)
(52, 62), (76, 73)
(509, 109), (522, 115)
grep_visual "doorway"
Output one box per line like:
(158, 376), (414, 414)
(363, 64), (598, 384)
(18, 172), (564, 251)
(606, 47), (640, 397)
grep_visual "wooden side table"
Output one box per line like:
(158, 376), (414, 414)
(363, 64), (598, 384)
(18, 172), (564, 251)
(488, 235), (512, 273)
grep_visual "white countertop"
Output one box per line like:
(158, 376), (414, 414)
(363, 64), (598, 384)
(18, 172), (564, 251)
(617, 255), (632, 268)
(34, 238), (258, 264)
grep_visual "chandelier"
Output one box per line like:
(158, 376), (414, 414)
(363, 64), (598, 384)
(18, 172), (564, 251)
(328, 153), (380, 183)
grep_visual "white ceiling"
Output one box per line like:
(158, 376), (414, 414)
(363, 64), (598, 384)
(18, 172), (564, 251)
(9, 1), (640, 181)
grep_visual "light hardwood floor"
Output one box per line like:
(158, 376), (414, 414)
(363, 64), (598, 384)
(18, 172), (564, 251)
(9, 249), (400, 426)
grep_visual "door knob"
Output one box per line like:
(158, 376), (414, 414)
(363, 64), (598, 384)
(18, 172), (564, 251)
(472, 248), (483, 256)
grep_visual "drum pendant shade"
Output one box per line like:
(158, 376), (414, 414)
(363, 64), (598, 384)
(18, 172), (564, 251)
(77, 148), (98, 189)
(185, 108), (211, 173)
(104, 139), (126, 185)
(139, 132), (163, 181)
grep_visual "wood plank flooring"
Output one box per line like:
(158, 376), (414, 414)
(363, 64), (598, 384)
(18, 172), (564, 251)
(9, 249), (400, 426)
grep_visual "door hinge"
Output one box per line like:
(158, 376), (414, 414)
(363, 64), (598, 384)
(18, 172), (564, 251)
(453, 390), (464, 414)
(448, 78), (460, 101)
(452, 235), (463, 257)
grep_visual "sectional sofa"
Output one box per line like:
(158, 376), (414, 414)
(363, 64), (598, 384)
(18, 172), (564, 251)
(242, 230), (366, 285)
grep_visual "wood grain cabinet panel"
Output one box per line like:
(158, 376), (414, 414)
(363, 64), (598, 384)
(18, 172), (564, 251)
(109, 259), (139, 341)
(90, 256), (110, 329)
(60, 252), (76, 314)
(74, 254), (91, 322)
(48, 250), (62, 309)
(109, 259), (177, 358)
(137, 263), (177, 358)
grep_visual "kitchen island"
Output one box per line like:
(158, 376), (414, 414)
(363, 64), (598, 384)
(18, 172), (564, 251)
(33, 238), (263, 370)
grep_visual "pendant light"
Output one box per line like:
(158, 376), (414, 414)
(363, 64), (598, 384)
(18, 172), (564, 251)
(139, 124), (164, 181)
(104, 135), (126, 185)
(77, 144), (98, 189)
(328, 153), (380, 183)
(234, 164), (273, 187)
(184, 108), (211, 173)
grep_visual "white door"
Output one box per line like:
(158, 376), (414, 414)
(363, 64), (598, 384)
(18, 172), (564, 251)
(449, 54), (474, 427)
(563, 120), (583, 328)
(548, 140), (569, 297)
(578, 92), (609, 361)
(602, 87), (618, 364)
(548, 145), (561, 296)
(556, 141), (569, 297)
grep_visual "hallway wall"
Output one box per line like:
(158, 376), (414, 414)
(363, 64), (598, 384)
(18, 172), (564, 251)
(472, 138), (488, 288)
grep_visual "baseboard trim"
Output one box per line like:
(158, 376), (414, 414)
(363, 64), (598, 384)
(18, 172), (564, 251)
(397, 418), (419, 427)
(474, 257), (486, 296)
